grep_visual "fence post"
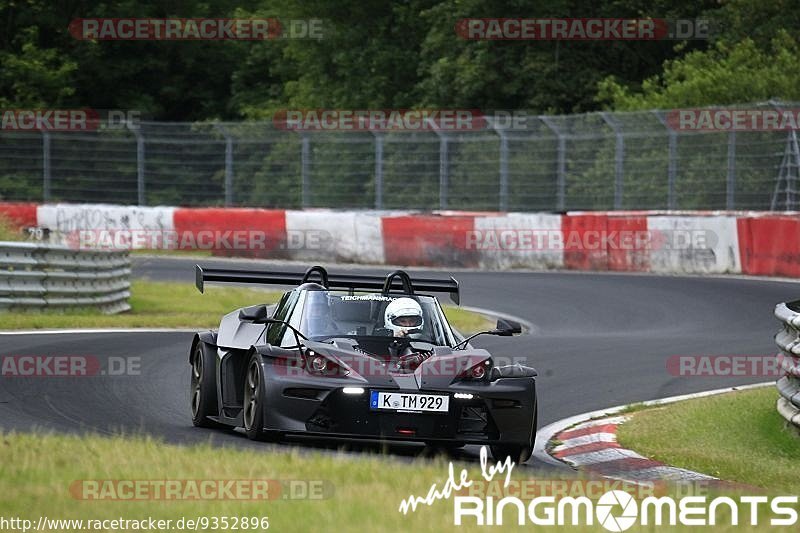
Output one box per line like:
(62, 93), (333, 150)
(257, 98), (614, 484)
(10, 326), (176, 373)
(726, 131), (736, 209)
(301, 133), (311, 207)
(540, 116), (565, 211)
(653, 111), (677, 209)
(770, 100), (794, 211)
(427, 118), (449, 210)
(214, 123), (234, 206)
(42, 131), (51, 201)
(489, 117), (509, 211)
(667, 133), (677, 210)
(601, 112), (624, 210)
(126, 121), (145, 205)
(439, 136), (449, 210)
(373, 132), (384, 209)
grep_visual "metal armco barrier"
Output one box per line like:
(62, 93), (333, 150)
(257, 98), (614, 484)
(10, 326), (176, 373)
(0, 242), (131, 314)
(774, 300), (800, 428)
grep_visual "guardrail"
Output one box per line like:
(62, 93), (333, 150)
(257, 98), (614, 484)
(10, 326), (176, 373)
(0, 242), (131, 314)
(774, 300), (800, 429)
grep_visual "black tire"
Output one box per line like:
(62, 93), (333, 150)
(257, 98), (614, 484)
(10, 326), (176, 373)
(243, 353), (280, 441)
(190, 343), (225, 428)
(490, 444), (533, 464)
(491, 408), (537, 464)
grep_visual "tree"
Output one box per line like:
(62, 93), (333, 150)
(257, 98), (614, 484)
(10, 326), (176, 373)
(597, 31), (800, 110)
(0, 1), (77, 108)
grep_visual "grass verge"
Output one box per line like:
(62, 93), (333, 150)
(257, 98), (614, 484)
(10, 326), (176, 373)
(0, 431), (556, 533)
(442, 305), (495, 335)
(0, 281), (282, 329)
(0, 216), (25, 241)
(617, 386), (800, 493)
(0, 281), (493, 333)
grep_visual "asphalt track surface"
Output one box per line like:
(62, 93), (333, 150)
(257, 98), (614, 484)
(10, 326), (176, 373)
(1, 256), (796, 471)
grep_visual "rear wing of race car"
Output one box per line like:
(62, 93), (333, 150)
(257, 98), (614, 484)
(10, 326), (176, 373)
(195, 264), (461, 304)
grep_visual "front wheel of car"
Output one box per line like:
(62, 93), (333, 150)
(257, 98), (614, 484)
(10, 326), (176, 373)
(190, 343), (224, 428)
(490, 444), (533, 464)
(491, 409), (537, 464)
(243, 353), (279, 441)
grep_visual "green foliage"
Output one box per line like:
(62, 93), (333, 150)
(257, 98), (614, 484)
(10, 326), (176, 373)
(0, 0), (738, 119)
(0, 26), (77, 108)
(2, 0), (800, 210)
(415, 0), (713, 113)
(598, 31), (800, 110)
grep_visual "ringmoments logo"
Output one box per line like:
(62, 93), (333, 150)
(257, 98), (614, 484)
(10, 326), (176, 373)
(596, 491), (638, 532)
(397, 448), (800, 529)
(451, 492), (799, 528)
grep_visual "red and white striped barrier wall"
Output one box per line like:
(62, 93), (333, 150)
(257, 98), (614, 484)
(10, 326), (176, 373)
(1, 202), (798, 278)
(173, 207), (286, 259)
(473, 213), (563, 270)
(286, 210), (386, 264)
(738, 214), (800, 277)
(0, 202), (37, 228)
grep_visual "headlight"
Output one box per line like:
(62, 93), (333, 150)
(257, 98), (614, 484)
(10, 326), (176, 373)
(311, 355), (327, 372)
(458, 359), (491, 381)
(303, 350), (349, 378)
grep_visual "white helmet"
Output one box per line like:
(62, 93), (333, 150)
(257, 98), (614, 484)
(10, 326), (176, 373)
(384, 297), (424, 337)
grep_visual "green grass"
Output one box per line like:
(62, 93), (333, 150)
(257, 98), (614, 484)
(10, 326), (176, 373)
(0, 431), (567, 533)
(617, 387), (800, 493)
(0, 280), (491, 333)
(0, 215), (25, 241)
(443, 305), (495, 335)
(0, 429), (779, 532)
(0, 281), (281, 329)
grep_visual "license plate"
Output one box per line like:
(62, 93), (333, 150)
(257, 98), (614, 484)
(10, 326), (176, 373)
(370, 391), (449, 413)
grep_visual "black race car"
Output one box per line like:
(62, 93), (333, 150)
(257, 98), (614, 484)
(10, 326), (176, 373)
(189, 265), (538, 462)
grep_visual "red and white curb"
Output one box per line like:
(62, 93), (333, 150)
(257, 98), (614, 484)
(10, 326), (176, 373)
(533, 383), (772, 486)
(552, 415), (718, 484)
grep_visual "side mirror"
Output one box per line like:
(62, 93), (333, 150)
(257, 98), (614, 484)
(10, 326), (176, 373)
(492, 318), (522, 336)
(453, 318), (522, 350)
(238, 305), (270, 323)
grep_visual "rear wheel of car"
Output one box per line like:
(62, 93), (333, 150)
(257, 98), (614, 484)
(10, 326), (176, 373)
(243, 353), (279, 441)
(190, 343), (224, 428)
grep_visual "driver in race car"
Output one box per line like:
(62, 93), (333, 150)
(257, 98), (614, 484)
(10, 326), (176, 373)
(384, 297), (424, 339)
